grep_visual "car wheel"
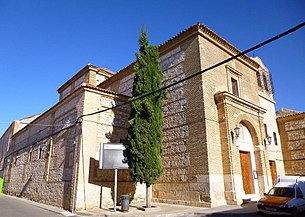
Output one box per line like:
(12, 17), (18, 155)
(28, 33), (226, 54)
(291, 207), (297, 217)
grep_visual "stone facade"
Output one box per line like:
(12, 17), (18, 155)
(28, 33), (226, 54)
(0, 65), (131, 211)
(277, 109), (305, 176)
(99, 24), (285, 207)
(0, 115), (40, 177)
(0, 23), (285, 211)
(2, 91), (82, 210)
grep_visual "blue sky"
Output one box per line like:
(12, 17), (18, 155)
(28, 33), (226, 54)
(0, 0), (304, 136)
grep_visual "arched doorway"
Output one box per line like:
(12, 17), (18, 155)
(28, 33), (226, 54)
(237, 123), (258, 195)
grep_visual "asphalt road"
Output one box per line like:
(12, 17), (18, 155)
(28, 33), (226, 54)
(196, 202), (305, 217)
(1, 194), (305, 217)
(0, 194), (67, 217)
(193, 202), (261, 217)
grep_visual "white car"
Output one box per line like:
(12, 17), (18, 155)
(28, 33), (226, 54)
(257, 176), (305, 217)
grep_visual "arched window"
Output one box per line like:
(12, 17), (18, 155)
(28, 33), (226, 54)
(256, 71), (262, 87)
(263, 74), (268, 91)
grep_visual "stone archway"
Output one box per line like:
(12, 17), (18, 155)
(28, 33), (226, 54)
(237, 123), (259, 195)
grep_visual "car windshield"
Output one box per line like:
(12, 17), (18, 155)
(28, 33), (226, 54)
(268, 187), (295, 198)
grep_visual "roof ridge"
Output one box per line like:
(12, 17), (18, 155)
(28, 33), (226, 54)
(276, 107), (305, 118)
(100, 22), (261, 88)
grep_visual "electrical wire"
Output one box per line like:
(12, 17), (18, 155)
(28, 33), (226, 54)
(3, 123), (77, 160)
(77, 21), (305, 121)
(2, 22), (305, 161)
(0, 121), (70, 127)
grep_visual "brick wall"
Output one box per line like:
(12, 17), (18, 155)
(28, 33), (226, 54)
(277, 113), (305, 175)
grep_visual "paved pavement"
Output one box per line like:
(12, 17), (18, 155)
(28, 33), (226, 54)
(0, 194), (260, 217)
(75, 202), (261, 217)
(0, 194), (281, 217)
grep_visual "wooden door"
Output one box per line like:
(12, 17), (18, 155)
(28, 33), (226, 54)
(240, 151), (254, 194)
(269, 161), (277, 185)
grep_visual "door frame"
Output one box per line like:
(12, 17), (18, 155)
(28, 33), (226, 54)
(269, 160), (277, 186)
(239, 151), (255, 194)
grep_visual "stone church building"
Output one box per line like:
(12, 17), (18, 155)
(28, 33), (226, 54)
(0, 23), (284, 211)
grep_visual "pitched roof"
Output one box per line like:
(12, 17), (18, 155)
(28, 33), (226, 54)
(276, 108), (304, 118)
(58, 64), (115, 93)
(159, 23), (259, 68)
(99, 22), (260, 89)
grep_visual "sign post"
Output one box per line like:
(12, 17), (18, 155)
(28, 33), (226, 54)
(114, 169), (118, 212)
(99, 143), (130, 212)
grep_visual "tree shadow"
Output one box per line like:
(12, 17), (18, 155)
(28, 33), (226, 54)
(89, 99), (133, 208)
(62, 128), (77, 211)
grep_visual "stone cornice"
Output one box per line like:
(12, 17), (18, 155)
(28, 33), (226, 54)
(101, 23), (261, 89)
(158, 24), (199, 55)
(98, 62), (135, 89)
(226, 65), (243, 77)
(215, 91), (266, 115)
(12, 83), (128, 139)
(57, 64), (115, 93)
(159, 23), (260, 69)
(82, 83), (129, 100)
(197, 24), (260, 69)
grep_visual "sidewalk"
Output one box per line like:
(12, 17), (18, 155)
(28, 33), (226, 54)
(3, 194), (258, 217)
(75, 202), (257, 217)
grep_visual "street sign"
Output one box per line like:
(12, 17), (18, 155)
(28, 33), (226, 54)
(99, 143), (130, 212)
(99, 143), (130, 169)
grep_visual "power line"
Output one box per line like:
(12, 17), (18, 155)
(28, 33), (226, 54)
(2, 22), (304, 170)
(3, 123), (77, 160)
(19, 122), (66, 127)
(77, 21), (305, 121)
(0, 121), (68, 127)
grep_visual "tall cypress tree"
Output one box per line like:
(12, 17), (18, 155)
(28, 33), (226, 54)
(128, 27), (165, 208)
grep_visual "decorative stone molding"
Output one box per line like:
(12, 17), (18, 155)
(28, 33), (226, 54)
(215, 91), (266, 115)
(226, 65), (243, 77)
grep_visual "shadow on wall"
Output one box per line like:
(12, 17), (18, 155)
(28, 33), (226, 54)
(59, 126), (78, 211)
(18, 175), (32, 197)
(89, 158), (136, 207)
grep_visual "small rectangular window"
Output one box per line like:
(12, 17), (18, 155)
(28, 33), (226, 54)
(264, 124), (268, 137)
(256, 72), (262, 87)
(231, 78), (239, 96)
(273, 132), (278, 146)
(38, 147), (43, 159)
(28, 150), (32, 162)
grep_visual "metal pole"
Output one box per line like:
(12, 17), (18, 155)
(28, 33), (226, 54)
(114, 169), (118, 212)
